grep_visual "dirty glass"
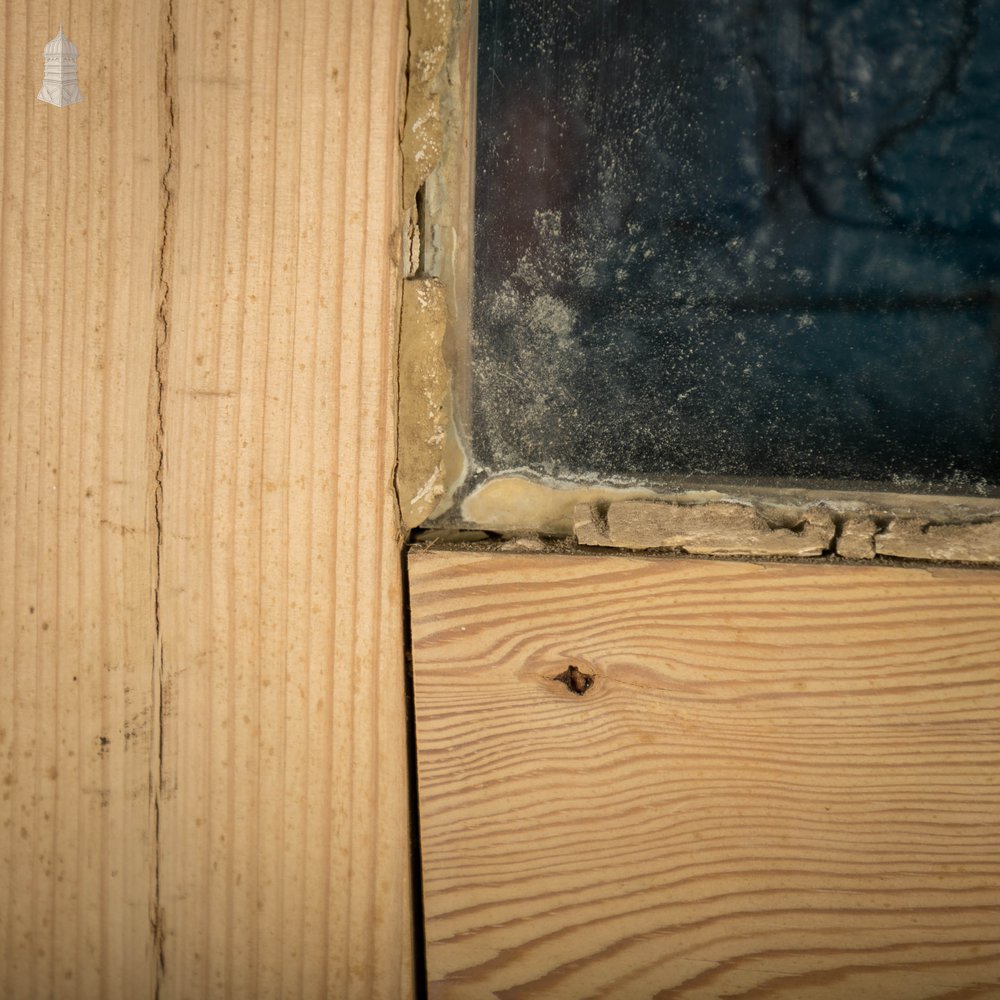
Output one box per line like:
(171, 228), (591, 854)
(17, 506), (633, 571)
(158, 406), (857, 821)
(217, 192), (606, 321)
(470, 0), (1000, 494)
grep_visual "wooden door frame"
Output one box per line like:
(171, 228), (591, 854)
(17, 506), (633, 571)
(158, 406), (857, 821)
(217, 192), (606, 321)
(2, 2), (415, 997)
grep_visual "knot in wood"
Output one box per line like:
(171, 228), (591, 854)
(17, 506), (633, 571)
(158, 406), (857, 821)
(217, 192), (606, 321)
(552, 664), (594, 696)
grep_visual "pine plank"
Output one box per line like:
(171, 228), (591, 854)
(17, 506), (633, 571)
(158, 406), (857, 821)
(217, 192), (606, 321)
(409, 550), (1000, 999)
(157, 2), (412, 998)
(0, 4), (162, 997)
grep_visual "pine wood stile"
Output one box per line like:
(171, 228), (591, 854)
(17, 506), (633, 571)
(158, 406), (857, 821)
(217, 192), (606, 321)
(0, 5), (161, 996)
(157, 1), (412, 996)
(2, 2), (414, 998)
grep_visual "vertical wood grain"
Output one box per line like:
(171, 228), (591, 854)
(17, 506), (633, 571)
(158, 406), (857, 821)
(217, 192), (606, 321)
(410, 550), (1000, 999)
(0, 3), (162, 998)
(157, 1), (412, 998)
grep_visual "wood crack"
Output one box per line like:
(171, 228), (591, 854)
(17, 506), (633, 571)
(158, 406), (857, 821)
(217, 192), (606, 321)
(151, 0), (177, 989)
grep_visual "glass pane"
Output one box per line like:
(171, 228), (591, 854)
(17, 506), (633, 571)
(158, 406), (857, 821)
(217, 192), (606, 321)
(470, 0), (1000, 493)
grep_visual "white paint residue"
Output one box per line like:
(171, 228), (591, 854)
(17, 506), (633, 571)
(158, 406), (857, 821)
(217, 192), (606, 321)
(411, 469), (444, 507)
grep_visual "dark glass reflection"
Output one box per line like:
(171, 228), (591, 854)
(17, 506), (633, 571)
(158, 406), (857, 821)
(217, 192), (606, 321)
(471, 0), (1000, 492)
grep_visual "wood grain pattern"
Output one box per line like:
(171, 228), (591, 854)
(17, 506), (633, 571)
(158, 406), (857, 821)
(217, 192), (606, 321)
(4, 1), (414, 996)
(0, 4), (162, 997)
(157, 1), (412, 998)
(409, 550), (1000, 999)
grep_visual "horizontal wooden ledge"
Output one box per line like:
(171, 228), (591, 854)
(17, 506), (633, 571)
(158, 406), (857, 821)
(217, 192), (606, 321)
(407, 547), (1000, 1000)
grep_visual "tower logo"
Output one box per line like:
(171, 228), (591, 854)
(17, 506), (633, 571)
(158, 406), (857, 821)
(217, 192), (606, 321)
(38, 26), (83, 108)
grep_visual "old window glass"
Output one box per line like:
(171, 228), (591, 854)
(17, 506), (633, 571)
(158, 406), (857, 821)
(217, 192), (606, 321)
(469, 0), (1000, 494)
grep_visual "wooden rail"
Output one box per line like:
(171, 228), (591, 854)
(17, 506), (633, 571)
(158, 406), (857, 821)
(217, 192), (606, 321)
(410, 549), (1000, 998)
